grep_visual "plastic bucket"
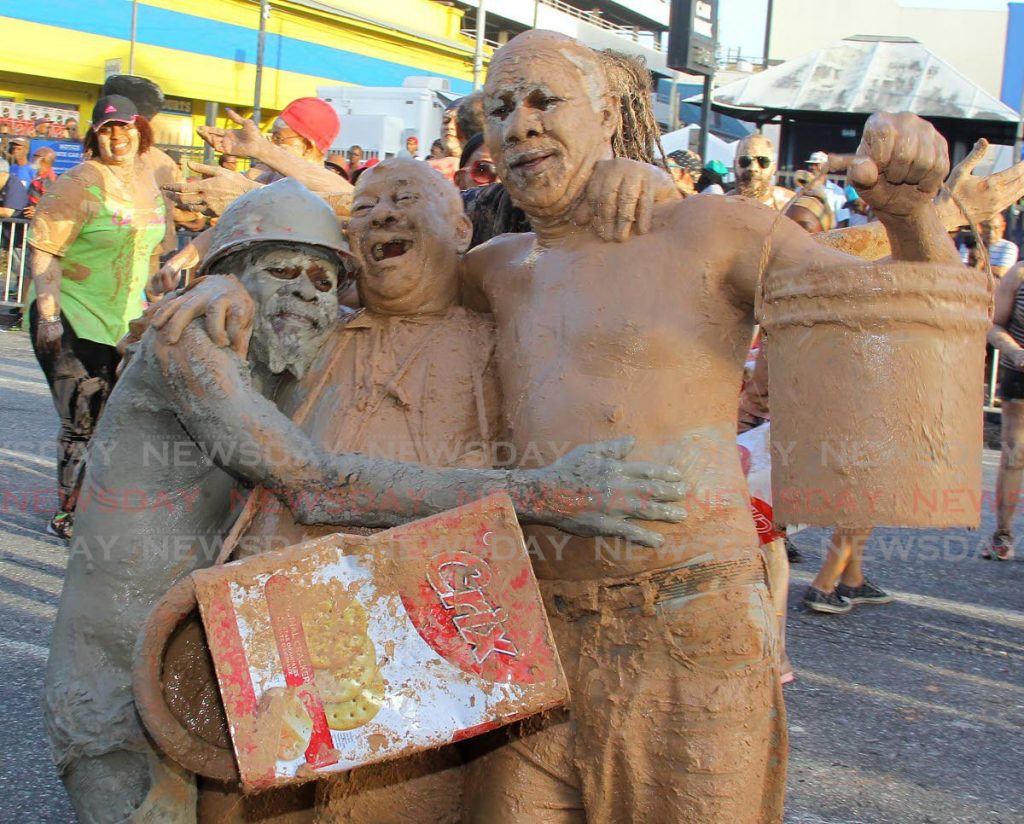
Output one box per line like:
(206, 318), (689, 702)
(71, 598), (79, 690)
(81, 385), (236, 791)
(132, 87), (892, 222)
(133, 576), (239, 782)
(760, 261), (990, 528)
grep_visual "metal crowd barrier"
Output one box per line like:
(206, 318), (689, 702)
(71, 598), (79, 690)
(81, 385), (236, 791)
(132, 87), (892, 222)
(0, 216), (30, 310)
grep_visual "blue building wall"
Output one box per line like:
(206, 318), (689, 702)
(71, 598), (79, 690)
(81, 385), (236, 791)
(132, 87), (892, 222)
(1001, 2), (1024, 112)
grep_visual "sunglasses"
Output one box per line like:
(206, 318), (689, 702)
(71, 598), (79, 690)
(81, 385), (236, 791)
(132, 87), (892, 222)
(470, 160), (498, 186)
(738, 155), (772, 170)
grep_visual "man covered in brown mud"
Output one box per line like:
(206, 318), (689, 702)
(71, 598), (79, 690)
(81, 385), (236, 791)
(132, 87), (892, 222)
(730, 132), (794, 211)
(44, 176), (688, 824)
(451, 29), (964, 824)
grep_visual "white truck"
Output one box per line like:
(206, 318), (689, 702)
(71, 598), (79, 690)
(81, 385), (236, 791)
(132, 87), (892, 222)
(316, 77), (459, 161)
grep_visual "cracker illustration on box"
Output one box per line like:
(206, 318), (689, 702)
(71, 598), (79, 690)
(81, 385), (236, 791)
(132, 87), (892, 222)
(191, 493), (567, 791)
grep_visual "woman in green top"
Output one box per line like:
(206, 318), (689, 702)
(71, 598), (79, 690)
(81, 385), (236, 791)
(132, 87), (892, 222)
(27, 95), (167, 540)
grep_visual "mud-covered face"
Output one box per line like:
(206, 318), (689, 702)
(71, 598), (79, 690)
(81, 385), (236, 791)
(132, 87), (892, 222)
(441, 108), (460, 156)
(96, 121), (140, 166)
(733, 135), (776, 200)
(348, 160), (469, 315)
(982, 213), (1006, 245)
(271, 121), (314, 161)
(484, 41), (616, 218)
(241, 245), (340, 378)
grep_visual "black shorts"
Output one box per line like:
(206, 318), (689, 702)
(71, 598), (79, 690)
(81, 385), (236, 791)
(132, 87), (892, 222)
(998, 366), (1024, 401)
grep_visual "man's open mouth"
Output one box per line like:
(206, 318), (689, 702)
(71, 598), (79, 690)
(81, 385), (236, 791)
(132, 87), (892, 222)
(510, 150), (555, 172)
(371, 240), (413, 261)
(274, 310), (318, 328)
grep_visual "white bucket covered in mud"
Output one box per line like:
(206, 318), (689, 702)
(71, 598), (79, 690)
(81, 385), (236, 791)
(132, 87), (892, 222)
(761, 262), (991, 529)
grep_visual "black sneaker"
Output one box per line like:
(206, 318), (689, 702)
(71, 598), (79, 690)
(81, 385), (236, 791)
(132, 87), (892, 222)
(46, 511), (73, 541)
(803, 586), (852, 614)
(836, 578), (894, 605)
(785, 537), (802, 563)
(982, 531), (1015, 561)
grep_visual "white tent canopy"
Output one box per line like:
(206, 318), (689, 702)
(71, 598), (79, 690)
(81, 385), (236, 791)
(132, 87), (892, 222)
(700, 35), (1019, 122)
(661, 125), (738, 172)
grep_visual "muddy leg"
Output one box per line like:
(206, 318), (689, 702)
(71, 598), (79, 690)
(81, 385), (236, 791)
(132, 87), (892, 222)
(62, 751), (150, 824)
(761, 537), (791, 677)
(996, 400), (1024, 534)
(572, 583), (785, 824)
(811, 528), (867, 591)
(463, 713), (585, 824)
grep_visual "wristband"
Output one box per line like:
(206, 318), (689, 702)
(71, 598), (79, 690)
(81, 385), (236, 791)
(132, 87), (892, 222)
(39, 315), (62, 324)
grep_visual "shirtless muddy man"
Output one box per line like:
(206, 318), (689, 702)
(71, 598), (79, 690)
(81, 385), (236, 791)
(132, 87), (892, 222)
(452, 30), (961, 824)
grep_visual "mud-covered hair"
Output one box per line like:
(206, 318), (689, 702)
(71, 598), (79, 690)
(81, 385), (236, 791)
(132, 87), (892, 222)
(598, 49), (662, 166)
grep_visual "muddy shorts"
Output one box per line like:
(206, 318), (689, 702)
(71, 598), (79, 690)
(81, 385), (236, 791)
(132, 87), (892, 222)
(998, 366), (1024, 402)
(463, 555), (787, 824)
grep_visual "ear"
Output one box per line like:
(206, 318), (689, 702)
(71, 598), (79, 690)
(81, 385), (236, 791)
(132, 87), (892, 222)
(600, 93), (621, 142)
(454, 212), (473, 255)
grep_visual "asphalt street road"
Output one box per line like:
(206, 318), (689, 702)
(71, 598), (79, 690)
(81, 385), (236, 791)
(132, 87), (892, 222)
(1, 325), (1022, 823)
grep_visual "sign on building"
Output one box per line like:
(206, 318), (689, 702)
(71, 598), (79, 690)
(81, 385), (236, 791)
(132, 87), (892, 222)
(667, 0), (718, 77)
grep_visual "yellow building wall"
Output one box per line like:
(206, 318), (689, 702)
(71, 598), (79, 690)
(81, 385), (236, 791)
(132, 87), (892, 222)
(0, 0), (488, 145)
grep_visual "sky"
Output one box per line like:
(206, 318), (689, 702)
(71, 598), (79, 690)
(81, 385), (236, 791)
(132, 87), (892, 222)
(717, 0), (1011, 63)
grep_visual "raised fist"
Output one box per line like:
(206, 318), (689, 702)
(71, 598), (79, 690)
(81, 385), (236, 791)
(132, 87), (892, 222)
(850, 112), (950, 219)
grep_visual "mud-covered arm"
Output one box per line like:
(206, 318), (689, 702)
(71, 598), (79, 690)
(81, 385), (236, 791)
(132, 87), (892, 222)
(988, 263), (1024, 367)
(198, 109), (352, 215)
(149, 229), (215, 295)
(153, 324), (687, 545)
(845, 113), (959, 265)
(459, 238), (497, 313)
(814, 136), (1024, 262)
(28, 247), (61, 318)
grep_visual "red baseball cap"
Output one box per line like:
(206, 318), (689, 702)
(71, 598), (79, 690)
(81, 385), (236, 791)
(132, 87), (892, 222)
(279, 97), (340, 154)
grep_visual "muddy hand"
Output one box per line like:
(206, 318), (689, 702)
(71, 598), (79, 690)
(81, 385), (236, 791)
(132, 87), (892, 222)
(149, 243), (201, 296)
(513, 436), (687, 547)
(149, 261), (183, 296)
(850, 112), (949, 219)
(197, 108), (268, 160)
(34, 316), (63, 356)
(576, 159), (679, 243)
(151, 275), (254, 358)
(164, 162), (260, 217)
(935, 138), (1024, 230)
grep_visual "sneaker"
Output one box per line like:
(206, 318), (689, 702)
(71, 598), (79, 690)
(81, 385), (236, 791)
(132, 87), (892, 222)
(982, 531), (1015, 561)
(785, 537), (802, 563)
(836, 578), (894, 605)
(46, 511), (73, 541)
(803, 586), (852, 614)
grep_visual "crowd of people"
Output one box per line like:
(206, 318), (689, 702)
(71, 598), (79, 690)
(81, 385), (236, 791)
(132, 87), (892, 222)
(10, 31), (1024, 824)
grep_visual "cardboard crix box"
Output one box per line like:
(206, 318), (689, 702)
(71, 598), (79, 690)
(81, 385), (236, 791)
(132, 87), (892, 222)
(192, 493), (567, 792)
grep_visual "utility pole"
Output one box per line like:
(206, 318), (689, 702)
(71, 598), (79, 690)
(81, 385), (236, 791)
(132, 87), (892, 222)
(253, 0), (270, 124)
(699, 72), (712, 161)
(762, 0), (774, 69)
(473, 1), (488, 90)
(129, 0), (139, 74)
(668, 73), (679, 132)
(204, 102), (218, 165)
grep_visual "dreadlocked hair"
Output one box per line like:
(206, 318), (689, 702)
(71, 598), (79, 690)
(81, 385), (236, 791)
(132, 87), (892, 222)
(598, 49), (664, 166)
